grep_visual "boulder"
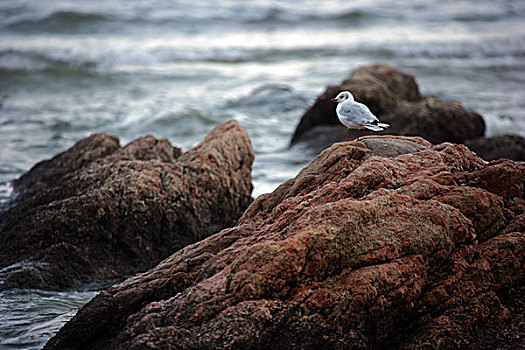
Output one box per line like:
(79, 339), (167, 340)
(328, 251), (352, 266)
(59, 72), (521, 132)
(465, 134), (525, 161)
(0, 120), (254, 290)
(45, 136), (524, 350)
(291, 64), (485, 147)
(13, 133), (122, 196)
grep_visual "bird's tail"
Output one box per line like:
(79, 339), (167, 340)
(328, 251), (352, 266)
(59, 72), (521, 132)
(364, 123), (390, 131)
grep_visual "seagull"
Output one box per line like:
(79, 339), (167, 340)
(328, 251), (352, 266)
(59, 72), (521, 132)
(330, 91), (390, 141)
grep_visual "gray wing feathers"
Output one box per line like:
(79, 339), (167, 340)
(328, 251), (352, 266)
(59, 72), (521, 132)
(338, 101), (378, 125)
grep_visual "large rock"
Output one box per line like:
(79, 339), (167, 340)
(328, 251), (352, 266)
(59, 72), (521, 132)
(45, 136), (524, 350)
(465, 134), (525, 161)
(0, 120), (254, 290)
(13, 133), (122, 196)
(291, 64), (486, 147)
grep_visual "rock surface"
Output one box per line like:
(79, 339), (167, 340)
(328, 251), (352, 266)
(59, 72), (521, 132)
(291, 64), (525, 162)
(46, 136), (524, 350)
(291, 64), (486, 147)
(465, 134), (525, 161)
(0, 120), (254, 290)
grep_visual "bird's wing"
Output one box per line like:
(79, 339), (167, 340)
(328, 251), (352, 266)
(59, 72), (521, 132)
(338, 101), (379, 125)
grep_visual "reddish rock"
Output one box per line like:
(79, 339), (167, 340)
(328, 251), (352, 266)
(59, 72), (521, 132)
(45, 136), (524, 350)
(0, 120), (254, 290)
(454, 158), (525, 205)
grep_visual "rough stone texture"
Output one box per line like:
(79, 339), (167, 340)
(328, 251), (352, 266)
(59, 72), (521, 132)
(360, 135), (431, 157)
(13, 133), (122, 196)
(0, 120), (254, 290)
(45, 136), (524, 350)
(465, 134), (525, 161)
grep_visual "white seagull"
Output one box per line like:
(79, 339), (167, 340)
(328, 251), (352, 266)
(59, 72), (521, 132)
(330, 91), (390, 141)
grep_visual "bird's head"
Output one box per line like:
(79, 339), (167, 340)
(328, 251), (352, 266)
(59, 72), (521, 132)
(330, 91), (354, 103)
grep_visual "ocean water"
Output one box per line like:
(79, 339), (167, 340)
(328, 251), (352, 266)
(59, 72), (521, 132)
(0, 0), (524, 348)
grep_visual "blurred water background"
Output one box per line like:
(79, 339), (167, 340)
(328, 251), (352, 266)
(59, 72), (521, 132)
(1, 0), (524, 348)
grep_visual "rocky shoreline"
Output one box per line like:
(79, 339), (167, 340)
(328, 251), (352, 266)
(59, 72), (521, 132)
(0, 65), (523, 349)
(44, 136), (524, 349)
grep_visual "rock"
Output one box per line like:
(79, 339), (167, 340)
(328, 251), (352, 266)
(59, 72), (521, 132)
(0, 120), (254, 290)
(45, 136), (524, 350)
(291, 64), (485, 147)
(13, 133), (122, 197)
(465, 134), (525, 161)
(360, 135), (432, 157)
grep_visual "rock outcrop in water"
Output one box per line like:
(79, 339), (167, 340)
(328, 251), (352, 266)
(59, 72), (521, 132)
(465, 134), (525, 161)
(291, 64), (485, 145)
(46, 136), (524, 350)
(291, 64), (525, 161)
(0, 120), (254, 291)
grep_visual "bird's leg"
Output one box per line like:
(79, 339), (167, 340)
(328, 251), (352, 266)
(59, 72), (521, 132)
(346, 128), (350, 141)
(357, 129), (360, 141)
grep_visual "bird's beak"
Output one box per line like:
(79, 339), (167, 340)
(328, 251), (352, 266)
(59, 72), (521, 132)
(330, 98), (336, 102)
